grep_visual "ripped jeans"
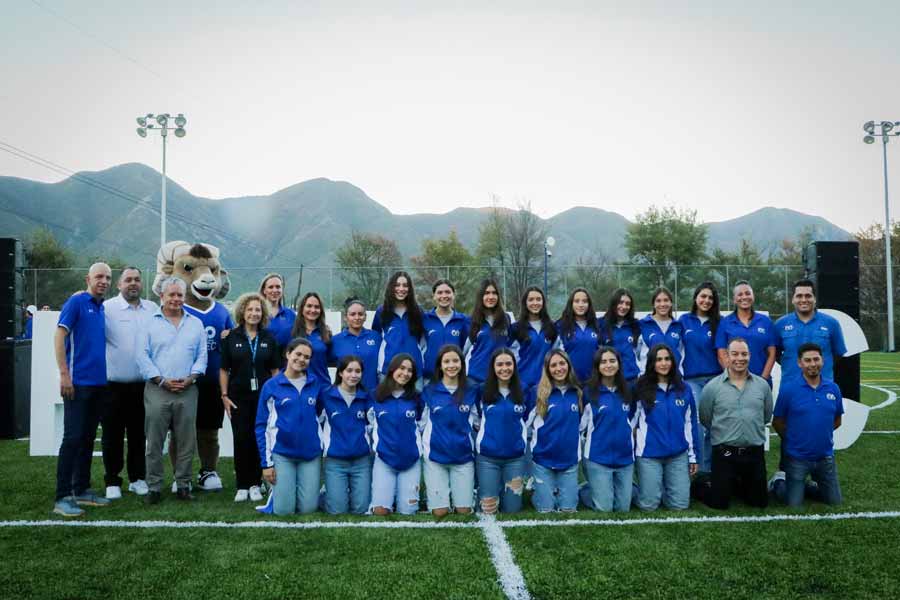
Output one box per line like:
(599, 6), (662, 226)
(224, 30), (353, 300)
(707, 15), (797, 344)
(476, 454), (526, 513)
(371, 456), (421, 515)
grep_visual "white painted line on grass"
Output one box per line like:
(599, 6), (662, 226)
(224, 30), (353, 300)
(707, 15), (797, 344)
(498, 511), (900, 528)
(478, 514), (532, 600)
(862, 384), (897, 410)
(0, 519), (477, 530)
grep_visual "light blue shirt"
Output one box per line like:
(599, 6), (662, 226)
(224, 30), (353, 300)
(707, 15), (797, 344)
(137, 309), (208, 381)
(104, 294), (159, 382)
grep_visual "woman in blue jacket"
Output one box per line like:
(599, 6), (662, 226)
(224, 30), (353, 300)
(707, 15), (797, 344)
(638, 287), (684, 372)
(422, 280), (470, 382)
(528, 349), (583, 512)
(556, 288), (601, 383)
(677, 281), (723, 473)
(509, 286), (558, 388)
(579, 346), (635, 512)
(255, 338), (328, 515)
(372, 271), (426, 383)
(369, 353), (423, 516)
(476, 348), (532, 514)
(259, 273), (296, 353)
(633, 343), (699, 511)
(598, 288), (641, 385)
(329, 298), (382, 393)
(421, 345), (477, 516)
(464, 279), (511, 384)
(290, 292), (332, 385)
(319, 355), (373, 515)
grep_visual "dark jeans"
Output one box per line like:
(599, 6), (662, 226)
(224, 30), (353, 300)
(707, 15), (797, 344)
(56, 385), (107, 500)
(102, 382), (146, 487)
(230, 390), (262, 489)
(700, 444), (768, 510)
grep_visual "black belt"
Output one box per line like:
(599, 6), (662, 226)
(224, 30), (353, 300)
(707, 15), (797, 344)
(717, 444), (762, 456)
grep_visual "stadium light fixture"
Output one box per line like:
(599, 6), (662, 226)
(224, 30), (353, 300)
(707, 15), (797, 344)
(135, 112), (188, 247)
(544, 236), (556, 295)
(863, 119), (900, 351)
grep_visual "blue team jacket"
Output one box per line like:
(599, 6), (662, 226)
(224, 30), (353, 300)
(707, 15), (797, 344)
(255, 372), (327, 467)
(634, 384), (699, 462)
(368, 392), (423, 471)
(466, 321), (511, 383)
(529, 386), (583, 470)
(509, 322), (557, 387)
(319, 385), (372, 460)
(598, 317), (641, 382)
(373, 307), (424, 376)
(581, 385), (635, 468)
(421, 309), (470, 379)
(678, 313), (722, 379)
(475, 384), (532, 460)
(420, 382), (478, 464)
(556, 320), (601, 383)
(639, 315), (684, 367)
(328, 327), (382, 392)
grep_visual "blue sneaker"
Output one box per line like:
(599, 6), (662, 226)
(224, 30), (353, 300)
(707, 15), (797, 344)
(53, 497), (85, 518)
(74, 491), (111, 507)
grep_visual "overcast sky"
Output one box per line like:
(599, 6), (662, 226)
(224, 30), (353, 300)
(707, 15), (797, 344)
(2, 0), (899, 232)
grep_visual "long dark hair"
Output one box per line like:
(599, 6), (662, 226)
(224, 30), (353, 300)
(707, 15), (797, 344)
(585, 346), (631, 403)
(375, 353), (419, 401)
(431, 344), (467, 404)
(514, 286), (556, 344)
(291, 291), (332, 343)
(334, 354), (364, 390)
(481, 347), (524, 406)
(380, 271), (425, 338)
(603, 288), (640, 347)
(469, 278), (509, 343)
(635, 343), (684, 411)
(690, 281), (721, 338)
(559, 287), (599, 339)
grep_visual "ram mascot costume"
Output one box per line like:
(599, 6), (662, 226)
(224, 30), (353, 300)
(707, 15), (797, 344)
(153, 241), (234, 492)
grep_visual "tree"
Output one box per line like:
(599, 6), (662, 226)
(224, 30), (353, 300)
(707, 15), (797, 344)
(334, 231), (402, 308)
(24, 227), (83, 309)
(857, 222), (900, 350)
(410, 231), (480, 312)
(569, 247), (619, 315)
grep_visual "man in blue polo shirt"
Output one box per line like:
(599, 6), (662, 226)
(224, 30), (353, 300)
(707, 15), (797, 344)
(53, 262), (113, 517)
(770, 342), (843, 507)
(774, 279), (846, 383)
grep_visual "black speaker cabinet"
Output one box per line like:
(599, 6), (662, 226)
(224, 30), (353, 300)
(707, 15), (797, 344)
(0, 339), (31, 439)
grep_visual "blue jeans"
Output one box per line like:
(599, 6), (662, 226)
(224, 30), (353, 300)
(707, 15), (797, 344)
(775, 454), (842, 507)
(371, 456), (421, 515)
(580, 460), (634, 512)
(476, 454), (526, 513)
(424, 458), (475, 510)
(271, 453), (321, 515)
(56, 385), (106, 500)
(531, 461), (579, 512)
(635, 452), (690, 511)
(323, 455), (372, 515)
(685, 376), (715, 472)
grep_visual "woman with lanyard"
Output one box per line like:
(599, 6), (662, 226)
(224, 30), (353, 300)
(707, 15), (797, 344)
(714, 280), (776, 382)
(422, 279), (470, 383)
(258, 273), (296, 352)
(464, 279), (512, 385)
(372, 271), (426, 385)
(329, 298), (382, 393)
(598, 288), (642, 385)
(290, 291), (332, 385)
(579, 346), (635, 512)
(527, 349), (583, 513)
(475, 348), (532, 514)
(220, 293), (280, 502)
(509, 286), (558, 388)
(556, 287), (601, 383)
(678, 282), (723, 473)
(638, 287), (684, 373)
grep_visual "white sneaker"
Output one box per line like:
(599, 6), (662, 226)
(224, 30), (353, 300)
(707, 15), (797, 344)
(128, 480), (149, 496)
(198, 471), (223, 491)
(768, 470), (786, 493)
(105, 486), (122, 500)
(171, 481), (192, 493)
(249, 485), (263, 502)
(234, 489), (249, 502)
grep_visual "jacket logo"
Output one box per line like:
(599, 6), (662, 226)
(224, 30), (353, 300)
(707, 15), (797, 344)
(377, 410), (388, 418)
(451, 329), (460, 337)
(260, 343), (268, 348)
(307, 397), (316, 405)
(513, 404), (524, 413)
(548, 403), (556, 411)
(366, 339), (376, 346)
(428, 329), (436, 336)
(405, 409), (416, 418)
(281, 398), (290, 406)
(675, 398), (686, 407)
(597, 405), (607, 412)
(670, 333), (680, 339)
(356, 410), (365, 419)
(622, 403), (629, 411)
(235, 343), (243, 348)
(707, 331), (712, 338)
(433, 405), (444, 412)
(627, 336), (634, 343)
(459, 404), (471, 413)
(826, 393), (837, 400)
(590, 332), (598, 339)
(330, 410), (341, 418)
(757, 327), (766, 334)
(570, 403), (578, 412)
(784, 324), (794, 331)
(820, 326), (830, 332)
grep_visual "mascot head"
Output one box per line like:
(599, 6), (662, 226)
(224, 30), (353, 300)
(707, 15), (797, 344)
(152, 240), (230, 309)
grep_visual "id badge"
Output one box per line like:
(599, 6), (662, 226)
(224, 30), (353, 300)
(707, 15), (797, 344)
(250, 377), (258, 392)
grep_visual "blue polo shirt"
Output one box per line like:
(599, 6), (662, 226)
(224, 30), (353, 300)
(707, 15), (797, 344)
(58, 292), (107, 386)
(714, 312), (775, 378)
(183, 301), (234, 382)
(329, 327), (382, 392)
(774, 377), (844, 461)
(421, 309), (470, 379)
(678, 313), (722, 379)
(775, 311), (847, 382)
(266, 305), (296, 350)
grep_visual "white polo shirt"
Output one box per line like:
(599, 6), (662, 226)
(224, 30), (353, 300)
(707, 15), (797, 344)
(104, 294), (159, 383)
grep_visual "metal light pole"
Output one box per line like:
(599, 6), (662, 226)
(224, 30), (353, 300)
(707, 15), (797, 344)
(136, 113), (187, 247)
(543, 236), (555, 293)
(864, 120), (900, 351)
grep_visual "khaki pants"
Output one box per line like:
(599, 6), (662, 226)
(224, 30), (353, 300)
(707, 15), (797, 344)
(144, 382), (198, 492)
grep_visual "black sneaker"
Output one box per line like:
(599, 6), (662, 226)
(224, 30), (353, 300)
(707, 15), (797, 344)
(146, 491), (162, 505)
(176, 487), (195, 501)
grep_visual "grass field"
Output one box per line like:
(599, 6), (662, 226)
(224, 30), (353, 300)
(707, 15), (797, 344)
(3, 352), (900, 599)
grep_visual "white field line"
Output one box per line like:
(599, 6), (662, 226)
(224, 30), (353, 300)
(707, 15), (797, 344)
(478, 514), (532, 600)
(498, 511), (900, 528)
(862, 383), (898, 410)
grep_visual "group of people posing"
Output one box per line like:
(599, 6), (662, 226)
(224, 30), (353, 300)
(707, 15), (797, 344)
(51, 264), (848, 518)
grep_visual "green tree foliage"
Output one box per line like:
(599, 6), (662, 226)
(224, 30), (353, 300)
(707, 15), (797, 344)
(335, 231), (402, 308)
(24, 227), (83, 309)
(410, 231), (481, 313)
(856, 222), (900, 350)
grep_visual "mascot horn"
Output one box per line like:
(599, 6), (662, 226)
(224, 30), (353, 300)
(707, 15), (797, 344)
(152, 240), (230, 306)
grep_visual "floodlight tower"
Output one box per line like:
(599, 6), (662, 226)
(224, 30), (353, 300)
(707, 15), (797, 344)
(543, 236), (555, 294)
(136, 113), (187, 247)
(864, 120), (900, 351)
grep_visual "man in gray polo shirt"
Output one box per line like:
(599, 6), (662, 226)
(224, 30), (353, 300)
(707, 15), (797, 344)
(697, 337), (773, 509)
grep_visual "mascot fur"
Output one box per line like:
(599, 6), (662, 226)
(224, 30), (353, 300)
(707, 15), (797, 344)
(153, 241), (233, 491)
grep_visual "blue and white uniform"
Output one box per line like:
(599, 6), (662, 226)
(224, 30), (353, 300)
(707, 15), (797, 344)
(581, 386), (635, 468)
(183, 301), (234, 383)
(634, 384), (698, 462)
(528, 386), (583, 471)
(475, 386), (532, 459)
(556, 320), (601, 383)
(598, 317), (641, 382)
(774, 311), (847, 382)
(266, 305), (296, 351)
(421, 309), (470, 380)
(372, 307), (425, 377)
(329, 327), (382, 392)
(464, 319), (512, 384)
(58, 292), (107, 386)
(368, 392), (423, 471)
(509, 322), (558, 387)
(318, 385), (371, 460)
(715, 312), (775, 378)
(678, 314), (722, 380)
(295, 327), (331, 385)
(255, 372), (326, 467)
(420, 382), (477, 464)
(638, 315), (684, 372)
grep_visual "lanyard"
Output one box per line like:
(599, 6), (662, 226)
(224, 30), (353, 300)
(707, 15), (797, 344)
(248, 332), (259, 365)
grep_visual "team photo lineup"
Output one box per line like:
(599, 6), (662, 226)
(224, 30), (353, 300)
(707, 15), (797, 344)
(52, 246), (847, 519)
